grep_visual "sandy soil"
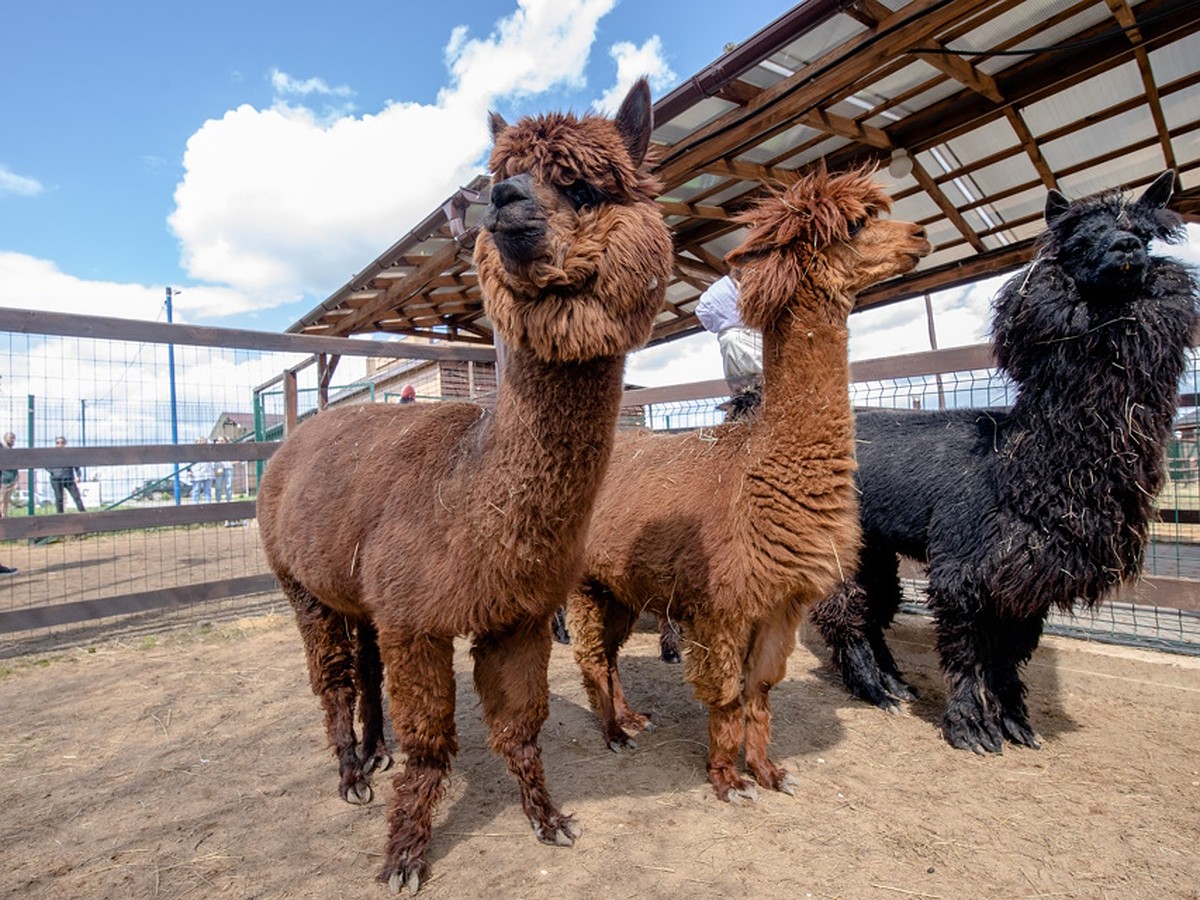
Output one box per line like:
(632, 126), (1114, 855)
(0, 610), (1197, 900)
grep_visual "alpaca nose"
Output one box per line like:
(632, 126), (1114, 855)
(1109, 234), (1141, 254)
(489, 174), (535, 211)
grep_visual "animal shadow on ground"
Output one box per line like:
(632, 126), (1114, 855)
(798, 615), (1078, 748)
(424, 643), (847, 869)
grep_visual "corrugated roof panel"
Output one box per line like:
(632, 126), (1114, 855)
(990, 185), (1053, 229)
(861, 79), (961, 128)
(653, 97), (739, 144)
(923, 243), (976, 270)
(1148, 31), (1200, 84)
(772, 14), (867, 67)
(968, 2), (1112, 77)
(1022, 62), (1142, 135)
(737, 120), (826, 162)
(889, 191), (942, 224)
(776, 135), (851, 168)
(851, 60), (949, 109)
(939, 118), (1022, 167)
(1159, 83), (1200, 133)
(965, 155), (1043, 198)
(1040, 107), (1157, 169)
(1059, 144), (1169, 198)
(696, 181), (761, 208)
(699, 230), (748, 265)
(660, 172), (732, 204)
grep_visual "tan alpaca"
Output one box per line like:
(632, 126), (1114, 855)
(257, 80), (672, 893)
(568, 166), (930, 802)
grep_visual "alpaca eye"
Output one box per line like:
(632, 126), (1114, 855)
(563, 179), (605, 210)
(847, 218), (867, 238)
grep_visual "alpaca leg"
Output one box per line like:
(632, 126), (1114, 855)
(932, 588), (1005, 754)
(860, 550), (916, 702)
(742, 603), (804, 796)
(687, 615), (756, 803)
(811, 545), (911, 711)
(986, 614), (1045, 749)
(567, 584), (646, 751)
(658, 613), (683, 664)
(472, 621), (580, 847)
(285, 578), (374, 804)
(551, 606), (571, 645)
(354, 618), (393, 776)
(377, 630), (457, 893)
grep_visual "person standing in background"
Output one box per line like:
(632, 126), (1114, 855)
(1, 432), (17, 517)
(48, 436), (85, 513)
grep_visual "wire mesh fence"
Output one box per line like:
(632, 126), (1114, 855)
(1, 307), (1196, 656)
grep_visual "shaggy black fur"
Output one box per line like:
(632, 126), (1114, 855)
(811, 171), (1198, 753)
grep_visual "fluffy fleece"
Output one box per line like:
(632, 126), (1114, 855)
(256, 79), (672, 892)
(811, 171), (1198, 753)
(568, 166), (930, 801)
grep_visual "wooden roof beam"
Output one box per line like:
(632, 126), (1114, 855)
(654, 0), (999, 190)
(331, 232), (477, 336)
(1104, 0), (1177, 173)
(910, 157), (986, 252)
(658, 200), (732, 220)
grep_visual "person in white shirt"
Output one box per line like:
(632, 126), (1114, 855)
(694, 269), (762, 393)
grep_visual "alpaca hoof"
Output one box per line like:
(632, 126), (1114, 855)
(345, 781), (373, 805)
(388, 870), (420, 895)
(363, 751), (394, 776)
(778, 774), (799, 797)
(1002, 714), (1042, 750)
(726, 782), (759, 805)
(383, 852), (424, 895)
(660, 648), (681, 664)
(880, 672), (917, 702)
(607, 736), (637, 753)
(880, 698), (903, 716)
(533, 815), (581, 847)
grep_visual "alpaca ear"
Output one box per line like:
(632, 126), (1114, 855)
(1137, 170), (1176, 210)
(613, 78), (652, 168)
(1044, 189), (1070, 225)
(489, 111), (509, 144)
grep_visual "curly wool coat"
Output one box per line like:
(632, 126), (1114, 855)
(567, 166), (930, 802)
(811, 170), (1198, 754)
(256, 79), (673, 892)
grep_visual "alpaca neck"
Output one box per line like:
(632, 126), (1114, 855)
(753, 313), (853, 461)
(468, 343), (625, 566)
(998, 294), (1192, 596)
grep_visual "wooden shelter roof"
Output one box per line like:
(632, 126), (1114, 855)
(291, 0), (1200, 347)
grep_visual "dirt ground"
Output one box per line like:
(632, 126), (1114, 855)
(1, 606), (1198, 900)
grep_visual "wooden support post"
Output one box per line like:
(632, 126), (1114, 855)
(283, 369), (299, 437)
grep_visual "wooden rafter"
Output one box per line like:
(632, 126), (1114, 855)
(1104, 0), (1178, 173)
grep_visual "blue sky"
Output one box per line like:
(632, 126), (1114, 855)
(0, 3), (788, 348)
(2, 0), (1195, 389)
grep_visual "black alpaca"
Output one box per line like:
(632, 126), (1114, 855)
(811, 171), (1197, 753)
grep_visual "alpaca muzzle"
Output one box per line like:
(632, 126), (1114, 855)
(482, 173), (547, 267)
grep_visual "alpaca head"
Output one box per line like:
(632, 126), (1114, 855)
(1040, 170), (1184, 298)
(475, 79), (672, 362)
(724, 165), (930, 331)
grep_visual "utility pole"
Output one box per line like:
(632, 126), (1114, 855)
(166, 287), (182, 505)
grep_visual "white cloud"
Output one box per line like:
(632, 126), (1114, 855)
(593, 36), (676, 115)
(169, 0), (618, 315)
(626, 331), (723, 388)
(0, 252), (253, 321)
(270, 68), (354, 98)
(0, 164), (44, 197)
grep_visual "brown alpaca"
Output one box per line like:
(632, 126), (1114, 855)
(256, 79), (672, 893)
(567, 166), (930, 802)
